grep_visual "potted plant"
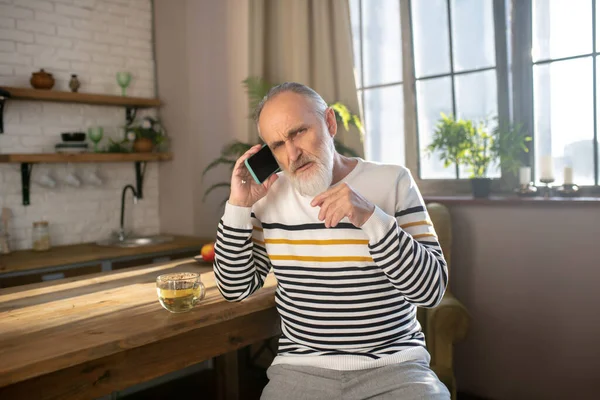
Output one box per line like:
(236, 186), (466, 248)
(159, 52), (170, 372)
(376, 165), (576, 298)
(202, 77), (364, 205)
(426, 113), (531, 198)
(125, 116), (167, 153)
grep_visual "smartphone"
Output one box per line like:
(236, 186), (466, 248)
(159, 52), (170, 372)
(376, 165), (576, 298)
(244, 144), (281, 184)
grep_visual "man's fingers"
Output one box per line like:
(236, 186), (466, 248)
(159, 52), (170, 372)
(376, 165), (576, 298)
(328, 207), (348, 228)
(317, 192), (342, 221)
(263, 173), (279, 190)
(311, 183), (346, 207)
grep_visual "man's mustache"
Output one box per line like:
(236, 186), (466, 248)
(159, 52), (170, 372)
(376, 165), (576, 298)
(289, 155), (317, 173)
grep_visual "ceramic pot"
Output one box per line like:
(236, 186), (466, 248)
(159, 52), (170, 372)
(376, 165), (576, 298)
(133, 137), (154, 153)
(30, 69), (55, 90)
(470, 178), (492, 198)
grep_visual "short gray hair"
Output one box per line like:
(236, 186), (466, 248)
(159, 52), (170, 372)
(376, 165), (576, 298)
(253, 82), (328, 124)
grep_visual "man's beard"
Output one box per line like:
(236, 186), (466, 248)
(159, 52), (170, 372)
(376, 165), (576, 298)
(284, 138), (334, 197)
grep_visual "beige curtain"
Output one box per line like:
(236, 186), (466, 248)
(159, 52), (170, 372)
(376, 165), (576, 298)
(248, 0), (364, 157)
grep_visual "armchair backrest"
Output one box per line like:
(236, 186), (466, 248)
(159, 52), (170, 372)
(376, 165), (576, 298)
(426, 202), (452, 273)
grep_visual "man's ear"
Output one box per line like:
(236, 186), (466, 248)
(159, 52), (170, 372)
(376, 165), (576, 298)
(325, 107), (337, 138)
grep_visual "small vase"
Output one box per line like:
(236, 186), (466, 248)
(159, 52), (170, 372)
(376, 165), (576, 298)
(69, 74), (80, 92)
(133, 138), (154, 153)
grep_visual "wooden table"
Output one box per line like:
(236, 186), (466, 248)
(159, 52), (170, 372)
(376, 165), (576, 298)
(0, 259), (280, 399)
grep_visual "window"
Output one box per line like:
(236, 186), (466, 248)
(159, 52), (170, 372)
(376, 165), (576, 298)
(411, 0), (502, 179)
(350, 0), (506, 180)
(350, 0), (405, 166)
(350, 0), (599, 190)
(532, 0), (598, 186)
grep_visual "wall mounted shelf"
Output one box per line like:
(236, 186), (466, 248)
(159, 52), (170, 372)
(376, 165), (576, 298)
(0, 86), (161, 132)
(0, 152), (172, 206)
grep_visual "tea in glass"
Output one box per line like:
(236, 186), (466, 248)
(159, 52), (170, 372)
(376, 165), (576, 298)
(156, 272), (205, 313)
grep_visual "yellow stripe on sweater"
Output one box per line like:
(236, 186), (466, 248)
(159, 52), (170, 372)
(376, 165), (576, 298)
(265, 239), (369, 245)
(400, 220), (432, 229)
(413, 233), (437, 239)
(269, 255), (373, 262)
(253, 226), (263, 232)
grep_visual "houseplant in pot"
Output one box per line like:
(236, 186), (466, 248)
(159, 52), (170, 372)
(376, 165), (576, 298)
(126, 116), (167, 153)
(426, 113), (530, 198)
(202, 77), (364, 205)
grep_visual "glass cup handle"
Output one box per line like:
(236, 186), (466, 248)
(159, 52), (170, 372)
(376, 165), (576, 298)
(193, 281), (206, 304)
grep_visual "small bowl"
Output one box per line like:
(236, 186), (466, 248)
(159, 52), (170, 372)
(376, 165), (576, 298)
(61, 132), (86, 142)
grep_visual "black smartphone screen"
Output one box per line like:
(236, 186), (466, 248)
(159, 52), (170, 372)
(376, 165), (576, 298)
(245, 145), (281, 184)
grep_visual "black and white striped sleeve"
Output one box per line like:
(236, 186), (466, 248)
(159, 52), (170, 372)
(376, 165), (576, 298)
(213, 202), (273, 302)
(361, 168), (448, 308)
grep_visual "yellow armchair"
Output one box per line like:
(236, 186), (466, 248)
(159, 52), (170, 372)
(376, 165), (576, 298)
(417, 202), (470, 400)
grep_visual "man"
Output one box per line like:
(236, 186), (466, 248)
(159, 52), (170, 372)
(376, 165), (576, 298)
(213, 82), (450, 399)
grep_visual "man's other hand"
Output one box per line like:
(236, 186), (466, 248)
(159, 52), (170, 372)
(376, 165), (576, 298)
(311, 183), (375, 228)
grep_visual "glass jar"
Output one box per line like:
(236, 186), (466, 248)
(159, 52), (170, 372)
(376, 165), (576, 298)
(32, 221), (51, 251)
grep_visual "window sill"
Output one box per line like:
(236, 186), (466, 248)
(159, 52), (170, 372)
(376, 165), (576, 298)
(424, 195), (600, 206)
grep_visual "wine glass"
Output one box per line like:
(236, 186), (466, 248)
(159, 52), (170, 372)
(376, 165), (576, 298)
(116, 72), (132, 96)
(88, 126), (104, 152)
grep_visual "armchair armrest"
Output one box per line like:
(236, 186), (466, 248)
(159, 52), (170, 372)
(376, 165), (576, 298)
(423, 291), (469, 370)
(419, 291), (469, 400)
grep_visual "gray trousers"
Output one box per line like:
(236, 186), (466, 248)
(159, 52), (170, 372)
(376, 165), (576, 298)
(260, 360), (450, 400)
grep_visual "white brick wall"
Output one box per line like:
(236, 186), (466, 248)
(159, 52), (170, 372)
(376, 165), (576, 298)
(0, 0), (160, 250)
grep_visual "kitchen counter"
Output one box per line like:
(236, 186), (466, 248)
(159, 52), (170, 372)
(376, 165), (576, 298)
(0, 259), (279, 399)
(0, 234), (212, 275)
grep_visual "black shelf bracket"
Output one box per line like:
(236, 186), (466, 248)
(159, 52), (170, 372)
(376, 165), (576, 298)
(0, 88), (11, 134)
(135, 161), (147, 199)
(20, 163), (34, 206)
(125, 106), (138, 126)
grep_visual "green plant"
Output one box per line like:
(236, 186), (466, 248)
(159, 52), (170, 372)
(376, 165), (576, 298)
(426, 113), (531, 179)
(426, 113), (475, 175)
(202, 78), (364, 204)
(125, 116), (167, 146)
(103, 138), (130, 153)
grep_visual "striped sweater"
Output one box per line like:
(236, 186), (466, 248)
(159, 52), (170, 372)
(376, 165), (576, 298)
(213, 158), (448, 370)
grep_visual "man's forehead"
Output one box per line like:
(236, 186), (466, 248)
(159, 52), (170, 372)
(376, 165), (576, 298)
(259, 93), (317, 135)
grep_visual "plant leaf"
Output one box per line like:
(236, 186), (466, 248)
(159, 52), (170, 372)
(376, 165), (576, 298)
(222, 141), (256, 157)
(202, 182), (231, 202)
(201, 157), (236, 178)
(242, 76), (273, 117)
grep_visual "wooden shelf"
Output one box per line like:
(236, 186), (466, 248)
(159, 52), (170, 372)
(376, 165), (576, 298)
(0, 152), (173, 163)
(0, 86), (160, 108)
(0, 152), (172, 206)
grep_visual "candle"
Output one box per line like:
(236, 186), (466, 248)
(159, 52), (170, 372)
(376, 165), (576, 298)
(519, 167), (531, 185)
(563, 166), (573, 184)
(539, 156), (554, 181)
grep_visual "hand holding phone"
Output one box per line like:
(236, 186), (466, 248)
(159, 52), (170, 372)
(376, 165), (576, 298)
(228, 144), (279, 208)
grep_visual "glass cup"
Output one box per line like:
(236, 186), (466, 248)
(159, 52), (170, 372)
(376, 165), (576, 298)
(156, 272), (206, 313)
(116, 71), (132, 96)
(88, 126), (103, 152)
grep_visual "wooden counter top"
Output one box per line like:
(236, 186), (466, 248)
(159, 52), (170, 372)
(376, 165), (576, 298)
(0, 234), (212, 275)
(0, 259), (279, 398)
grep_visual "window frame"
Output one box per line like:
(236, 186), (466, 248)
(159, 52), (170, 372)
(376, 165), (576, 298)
(353, 0), (405, 165)
(400, 0), (512, 193)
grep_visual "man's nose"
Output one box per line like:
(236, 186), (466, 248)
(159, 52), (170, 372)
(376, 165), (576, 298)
(285, 140), (301, 162)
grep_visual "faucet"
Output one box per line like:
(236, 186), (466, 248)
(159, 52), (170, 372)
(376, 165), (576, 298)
(119, 184), (138, 241)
